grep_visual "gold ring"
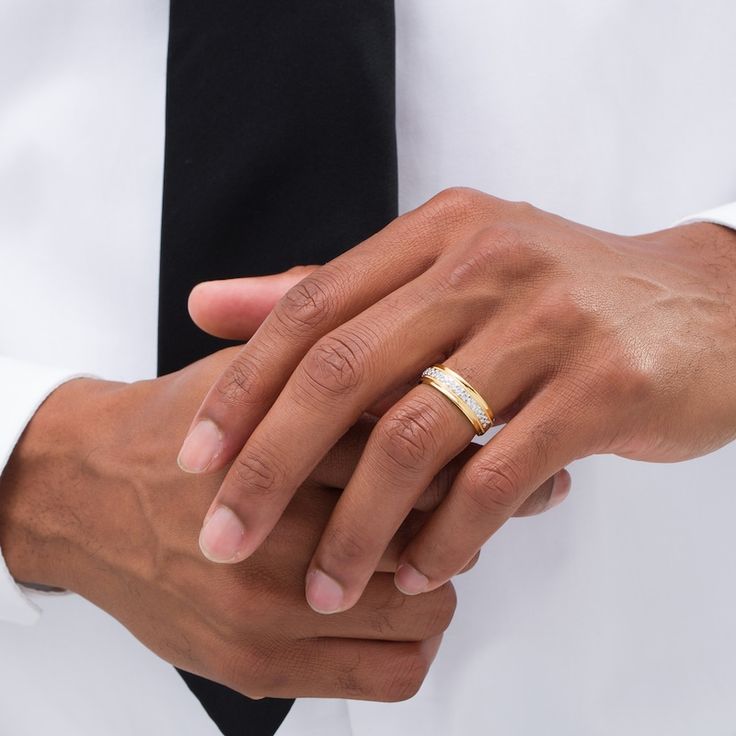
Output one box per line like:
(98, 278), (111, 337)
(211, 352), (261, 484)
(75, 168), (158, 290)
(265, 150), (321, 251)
(419, 364), (495, 435)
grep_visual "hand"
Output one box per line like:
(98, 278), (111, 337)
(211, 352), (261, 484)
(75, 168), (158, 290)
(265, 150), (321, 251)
(181, 189), (736, 615)
(0, 348), (456, 701)
(186, 264), (571, 518)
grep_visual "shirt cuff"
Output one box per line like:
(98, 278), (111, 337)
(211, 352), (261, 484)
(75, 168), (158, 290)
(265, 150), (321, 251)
(675, 201), (736, 231)
(0, 357), (91, 625)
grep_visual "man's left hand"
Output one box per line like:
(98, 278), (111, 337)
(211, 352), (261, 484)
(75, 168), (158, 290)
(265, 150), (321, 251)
(180, 188), (736, 613)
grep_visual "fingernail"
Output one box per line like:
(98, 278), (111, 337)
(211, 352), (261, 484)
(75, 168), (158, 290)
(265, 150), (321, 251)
(306, 569), (345, 614)
(178, 419), (222, 473)
(545, 471), (571, 511)
(199, 506), (246, 563)
(395, 564), (429, 595)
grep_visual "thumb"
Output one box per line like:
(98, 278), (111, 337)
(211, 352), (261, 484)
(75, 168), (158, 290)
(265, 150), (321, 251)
(188, 265), (320, 340)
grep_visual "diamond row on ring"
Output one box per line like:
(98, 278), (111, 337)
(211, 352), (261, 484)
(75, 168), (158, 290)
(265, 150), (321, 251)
(420, 366), (493, 432)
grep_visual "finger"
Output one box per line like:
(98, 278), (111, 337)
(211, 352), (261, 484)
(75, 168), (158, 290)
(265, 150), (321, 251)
(364, 378), (424, 418)
(379, 512), (429, 572)
(313, 417), (477, 510)
(314, 428), (479, 573)
(300, 573), (455, 642)
(319, 448), (488, 575)
(395, 390), (586, 595)
(188, 266), (319, 340)
(308, 415), (377, 488)
(178, 191), (477, 476)
(304, 327), (550, 613)
(415, 451), (571, 516)
(313, 416), (566, 517)
(262, 480), (427, 576)
(512, 468), (571, 517)
(240, 635), (443, 701)
(197, 271), (477, 564)
(458, 552), (481, 574)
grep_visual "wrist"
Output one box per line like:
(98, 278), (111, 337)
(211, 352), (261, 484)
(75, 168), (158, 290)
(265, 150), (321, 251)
(0, 377), (127, 590)
(647, 221), (736, 251)
(640, 221), (736, 292)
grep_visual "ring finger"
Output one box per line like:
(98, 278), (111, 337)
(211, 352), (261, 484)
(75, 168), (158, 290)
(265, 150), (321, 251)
(305, 325), (553, 613)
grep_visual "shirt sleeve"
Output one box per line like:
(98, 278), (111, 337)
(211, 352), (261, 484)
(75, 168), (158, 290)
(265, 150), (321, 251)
(0, 357), (92, 625)
(676, 200), (736, 231)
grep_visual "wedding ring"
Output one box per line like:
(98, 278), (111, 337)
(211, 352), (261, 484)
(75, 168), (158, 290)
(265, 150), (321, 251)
(420, 364), (495, 435)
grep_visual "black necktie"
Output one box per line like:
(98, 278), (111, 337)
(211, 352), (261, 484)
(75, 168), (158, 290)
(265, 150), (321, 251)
(158, 2), (397, 734)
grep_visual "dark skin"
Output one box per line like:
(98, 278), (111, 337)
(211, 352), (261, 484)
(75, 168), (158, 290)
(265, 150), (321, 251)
(0, 348), (455, 700)
(180, 190), (736, 614)
(0, 275), (563, 699)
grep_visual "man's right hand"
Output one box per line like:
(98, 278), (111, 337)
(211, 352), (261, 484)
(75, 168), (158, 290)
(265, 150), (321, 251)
(0, 348), (455, 701)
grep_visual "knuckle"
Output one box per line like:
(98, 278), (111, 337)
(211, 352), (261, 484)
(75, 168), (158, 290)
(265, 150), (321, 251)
(464, 455), (524, 515)
(443, 225), (509, 291)
(382, 651), (429, 702)
(245, 640), (320, 699)
(331, 646), (371, 698)
(273, 272), (337, 332)
(237, 635), (307, 699)
(299, 330), (370, 400)
(416, 187), (490, 232)
(418, 584), (457, 638)
(434, 583), (458, 630)
(241, 661), (279, 699)
(252, 660), (291, 697)
(510, 199), (538, 218)
(430, 186), (486, 216)
(443, 222), (551, 294)
(231, 447), (283, 499)
(375, 398), (443, 472)
(215, 354), (268, 408)
(335, 670), (366, 699)
(493, 230), (554, 281)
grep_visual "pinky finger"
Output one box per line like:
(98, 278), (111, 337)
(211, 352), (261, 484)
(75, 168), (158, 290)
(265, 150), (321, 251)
(414, 445), (571, 516)
(512, 468), (571, 517)
(395, 396), (584, 595)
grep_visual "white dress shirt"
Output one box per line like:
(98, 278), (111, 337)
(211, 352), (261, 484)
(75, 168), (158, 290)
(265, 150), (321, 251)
(2, 1), (736, 733)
